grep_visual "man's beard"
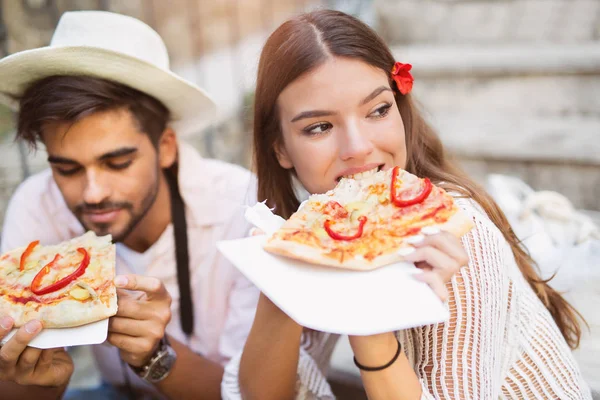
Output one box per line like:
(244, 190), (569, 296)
(73, 173), (160, 243)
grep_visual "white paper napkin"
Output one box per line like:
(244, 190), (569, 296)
(1, 319), (109, 349)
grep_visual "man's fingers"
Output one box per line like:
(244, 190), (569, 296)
(114, 275), (168, 300)
(107, 332), (141, 353)
(0, 316), (14, 339)
(0, 321), (42, 368)
(113, 296), (148, 320)
(115, 288), (144, 302)
(108, 317), (165, 341)
(16, 346), (43, 373)
(35, 349), (57, 370)
(107, 333), (157, 367)
(114, 296), (171, 324)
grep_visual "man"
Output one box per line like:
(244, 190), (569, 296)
(0, 11), (258, 399)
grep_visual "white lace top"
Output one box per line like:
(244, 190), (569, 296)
(222, 198), (592, 399)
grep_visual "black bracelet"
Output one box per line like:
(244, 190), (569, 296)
(353, 338), (402, 372)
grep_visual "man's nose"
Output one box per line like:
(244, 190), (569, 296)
(82, 170), (110, 205)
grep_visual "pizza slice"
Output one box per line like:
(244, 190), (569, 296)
(264, 167), (474, 270)
(0, 231), (118, 328)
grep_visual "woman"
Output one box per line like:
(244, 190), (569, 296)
(223, 9), (590, 400)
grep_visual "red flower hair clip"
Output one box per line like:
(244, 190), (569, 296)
(391, 62), (414, 95)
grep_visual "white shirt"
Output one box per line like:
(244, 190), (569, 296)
(116, 242), (153, 276)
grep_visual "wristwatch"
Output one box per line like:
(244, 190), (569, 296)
(132, 336), (177, 383)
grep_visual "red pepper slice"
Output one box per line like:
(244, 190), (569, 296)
(31, 248), (90, 296)
(323, 201), (349, 219)
(324, 216), (368, 241)
(19, 240), (39, 271)
(390, 166), (433, 207)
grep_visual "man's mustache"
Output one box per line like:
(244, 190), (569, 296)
(75, 201), (133, 214)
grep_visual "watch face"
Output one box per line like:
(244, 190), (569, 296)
(148, 346), (177, 383)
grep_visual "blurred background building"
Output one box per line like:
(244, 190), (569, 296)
(0, 0), (599, 398)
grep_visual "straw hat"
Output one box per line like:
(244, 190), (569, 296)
(0, 10), (216, 136)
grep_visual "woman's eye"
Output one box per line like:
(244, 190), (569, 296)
(370, 103), (392, 118)
(303, 122), (333, 136)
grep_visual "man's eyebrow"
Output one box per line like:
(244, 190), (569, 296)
(47, 147), (138, 164)
(47, 155), (77, 164)
(98, 147), (138, 161)
(291, 110), (336, 123)
(360, 86), (392, 106)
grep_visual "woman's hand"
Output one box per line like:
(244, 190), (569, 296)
(399, 227), (469, 301)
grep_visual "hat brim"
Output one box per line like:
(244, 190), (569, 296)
(0, 46), (217, 137)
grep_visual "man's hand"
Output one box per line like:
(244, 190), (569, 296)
(0, 317), (73, 387)
(108, 274), (172, 367)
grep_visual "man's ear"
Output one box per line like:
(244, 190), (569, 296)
(274, 140), (293, 169)
(158, 128), (178, 169)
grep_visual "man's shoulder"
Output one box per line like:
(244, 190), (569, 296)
(2, 169), (78, 251)
(179, 144), (257, 206)
(10, 168), (57, 205)
(199, 157), (252, 179)
(200, 158), (255, 195)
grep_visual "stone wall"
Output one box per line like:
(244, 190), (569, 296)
(376, 0), (600, 45)
(376, 0), (600, 211)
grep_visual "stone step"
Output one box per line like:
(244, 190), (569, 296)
(392, 43), (600, 77)
(376, 0), (600, 45)
(455, 156), (600, 212)
(431, 115), (600, 165)
(431, 115), (600, 211)
(391, 44), (600, 118)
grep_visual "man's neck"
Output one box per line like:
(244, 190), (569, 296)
(123, 171), (172, 253)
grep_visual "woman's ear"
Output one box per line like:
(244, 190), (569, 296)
(158, 128), (178, 169)
(274, 140), (294, 169)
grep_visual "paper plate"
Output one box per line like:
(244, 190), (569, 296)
(217, 203), (449, 335)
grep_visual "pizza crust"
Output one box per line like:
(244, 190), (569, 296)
(435, 208), (475, 238)
(1, 295), (118, 328)
(264, 237), (392, 271)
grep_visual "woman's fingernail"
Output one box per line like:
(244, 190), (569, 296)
(114, 276), (128, 287)
(397, 247), (416, 257)
(405, 234), (424, 244)
(25, 320), (41, 334)
(421, 226), (441, 235)
(0, 317), (13, 330)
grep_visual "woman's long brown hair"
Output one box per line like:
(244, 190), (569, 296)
(253, 10), (584, 348)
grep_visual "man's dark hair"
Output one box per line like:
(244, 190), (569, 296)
(17, 75), (171, 149)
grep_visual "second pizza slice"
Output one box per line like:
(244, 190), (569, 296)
(0, 231), (118, 328)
